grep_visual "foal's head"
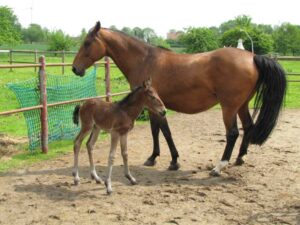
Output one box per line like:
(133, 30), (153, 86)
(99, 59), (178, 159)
(141, 79), (166, 117)
(119, 79), (166, 117)
(72, 21), (105, 76)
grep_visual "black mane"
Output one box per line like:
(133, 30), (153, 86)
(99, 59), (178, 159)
(117, 86), (142, 107)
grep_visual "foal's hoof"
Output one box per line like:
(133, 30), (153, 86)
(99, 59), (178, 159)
(144, 158), (156, 167)
(209, 169), (221, 177)
(168, 162), (180, 171)
(235, 157), (245, 166)
(104, 181), (112, 195)
(91, 174), (102, 184)
(74, 180), (80, 186)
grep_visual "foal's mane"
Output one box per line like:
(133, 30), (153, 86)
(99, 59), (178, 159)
(117, 86), (143, 107)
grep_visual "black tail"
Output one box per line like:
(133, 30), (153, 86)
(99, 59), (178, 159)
(249, 55), (287, 145)
(73, 105), (81, 126)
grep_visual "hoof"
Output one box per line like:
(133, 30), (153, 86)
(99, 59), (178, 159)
(91, 174), (102, 184)
(144, 158), (156, 167)
(209, 169), (221, 177)
(168, 162), (180, 171)
(105, 181), (112, 195)
(235, 157), (245, 166)
(74, 180), (80, 186)
(125, 175), (137, 185)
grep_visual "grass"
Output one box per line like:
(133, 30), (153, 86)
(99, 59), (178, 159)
(0, 53), (299, 173)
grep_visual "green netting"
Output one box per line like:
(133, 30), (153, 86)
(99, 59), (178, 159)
(7, 68), (98, 150)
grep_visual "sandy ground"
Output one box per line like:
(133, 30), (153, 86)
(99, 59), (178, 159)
(0, 109), (299, 225)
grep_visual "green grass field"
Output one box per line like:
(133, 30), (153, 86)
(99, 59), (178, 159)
(0, 51), (299, 172)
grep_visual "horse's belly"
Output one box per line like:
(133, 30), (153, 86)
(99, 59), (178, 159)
(162, 91), (218, 114)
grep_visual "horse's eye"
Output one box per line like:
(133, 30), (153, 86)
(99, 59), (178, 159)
(84, 41), (90, 48)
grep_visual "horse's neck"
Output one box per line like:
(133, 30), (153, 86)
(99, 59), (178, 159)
(119, 98), (144, 121)
(101, 29), (153, 84)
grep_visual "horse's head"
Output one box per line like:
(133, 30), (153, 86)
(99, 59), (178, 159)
(72, 21), (106, 76)
(141, 78), (166, 117)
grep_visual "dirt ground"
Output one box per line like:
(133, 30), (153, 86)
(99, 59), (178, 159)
(0, 109), (299, 225)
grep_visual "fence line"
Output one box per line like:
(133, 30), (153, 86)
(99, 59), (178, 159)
(0, 55), (125, 153)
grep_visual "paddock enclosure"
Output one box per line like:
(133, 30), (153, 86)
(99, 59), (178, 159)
(0, 109), (299, 225)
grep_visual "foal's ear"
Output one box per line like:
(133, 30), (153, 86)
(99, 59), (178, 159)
(92, 21), (101, 36)
(142, 78), (152, 90)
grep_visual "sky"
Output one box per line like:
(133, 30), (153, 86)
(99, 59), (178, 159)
(1, 0), (300, 38)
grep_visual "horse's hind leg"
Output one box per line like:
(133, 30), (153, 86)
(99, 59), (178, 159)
(73, 126), (91, 185)
(105, 132), (119, 195)
(210, 108), (239, 176)
(120, 133), (137, 185)
(86, 126), (102, 184)
(236, 104), (253, 165)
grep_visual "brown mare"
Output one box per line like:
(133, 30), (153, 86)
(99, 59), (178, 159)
(72, 78), (166, 194)
(72, 21), (286, 176)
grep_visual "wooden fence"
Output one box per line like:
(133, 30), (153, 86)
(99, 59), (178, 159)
(0, 54), (299, 153)
(0, 56), (129, 153)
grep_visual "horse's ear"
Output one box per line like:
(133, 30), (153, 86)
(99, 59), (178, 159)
(92, 21), (101, 36)
(142, 78), (152, 90)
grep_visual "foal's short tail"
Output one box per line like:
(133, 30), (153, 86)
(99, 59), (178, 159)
(73, 105), (81, 126)
(250, 55), (287, 145)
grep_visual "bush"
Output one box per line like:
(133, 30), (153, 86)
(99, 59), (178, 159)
(48, 30), (74, 51)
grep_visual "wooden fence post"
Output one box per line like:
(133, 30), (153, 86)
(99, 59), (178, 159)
(39, 56), (48, 153)
(62, 50), (65, 75)
(9, 50), (12, 72)
(105, 56), (111, 102)
(34, 50), (38, 73)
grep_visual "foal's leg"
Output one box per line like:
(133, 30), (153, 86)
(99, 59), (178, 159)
(236, 104), (253, 165)
(210, 108), (239, 176)
(120, 133), (137, 185)
(105, 132), (120, 195)
(73, 126), (91, 185)
(145, 113), (180, 170)
(86, 126), (102, 183)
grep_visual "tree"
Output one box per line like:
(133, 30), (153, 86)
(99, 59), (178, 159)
(179, 27), (220, 53)
(273, 23), (300, 55)
(219, 15), (252, 34)
(48, 30), (75, 51)
(142, 27), (157, 43)
(151, 37), (170, 49)
(22, 24), (45, 43)
(0, 6), (22, 46)
(221, 27), (273, 54)
(121, 27), (133, 36)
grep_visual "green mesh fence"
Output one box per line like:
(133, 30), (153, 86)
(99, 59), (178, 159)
(7, 68), (98, 150)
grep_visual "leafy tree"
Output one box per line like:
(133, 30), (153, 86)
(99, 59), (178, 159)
(48, 30), (75, 51)
(180, 27), (220, 53)
(109, 25), (118, 31)
(132, 27), (144, 39)
(151, 37), (170, 48)
(219, 15), (252, 34)
(142, 27), (157, 43)
(22, 24), (45, 43)
(121, 27), (133, 36)
(0, 6), (22, 46)
(273, 23), (300, 55)
(221, 27), (273, 54)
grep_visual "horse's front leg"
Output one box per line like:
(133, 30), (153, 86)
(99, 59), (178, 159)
(105, 132), (119, 195)
(145, 113), (180, 171)
(144, 112), (161, 166)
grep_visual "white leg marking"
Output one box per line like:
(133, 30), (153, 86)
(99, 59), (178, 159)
(211, 160), (229, 176)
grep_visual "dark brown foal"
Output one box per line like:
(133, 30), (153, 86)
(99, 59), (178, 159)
(72, 79), (166, 194)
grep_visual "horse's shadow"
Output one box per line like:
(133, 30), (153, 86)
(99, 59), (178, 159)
(7, 164), (239, 202)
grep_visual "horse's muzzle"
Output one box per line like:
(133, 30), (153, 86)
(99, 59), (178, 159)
(72, 66), (85, 77)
